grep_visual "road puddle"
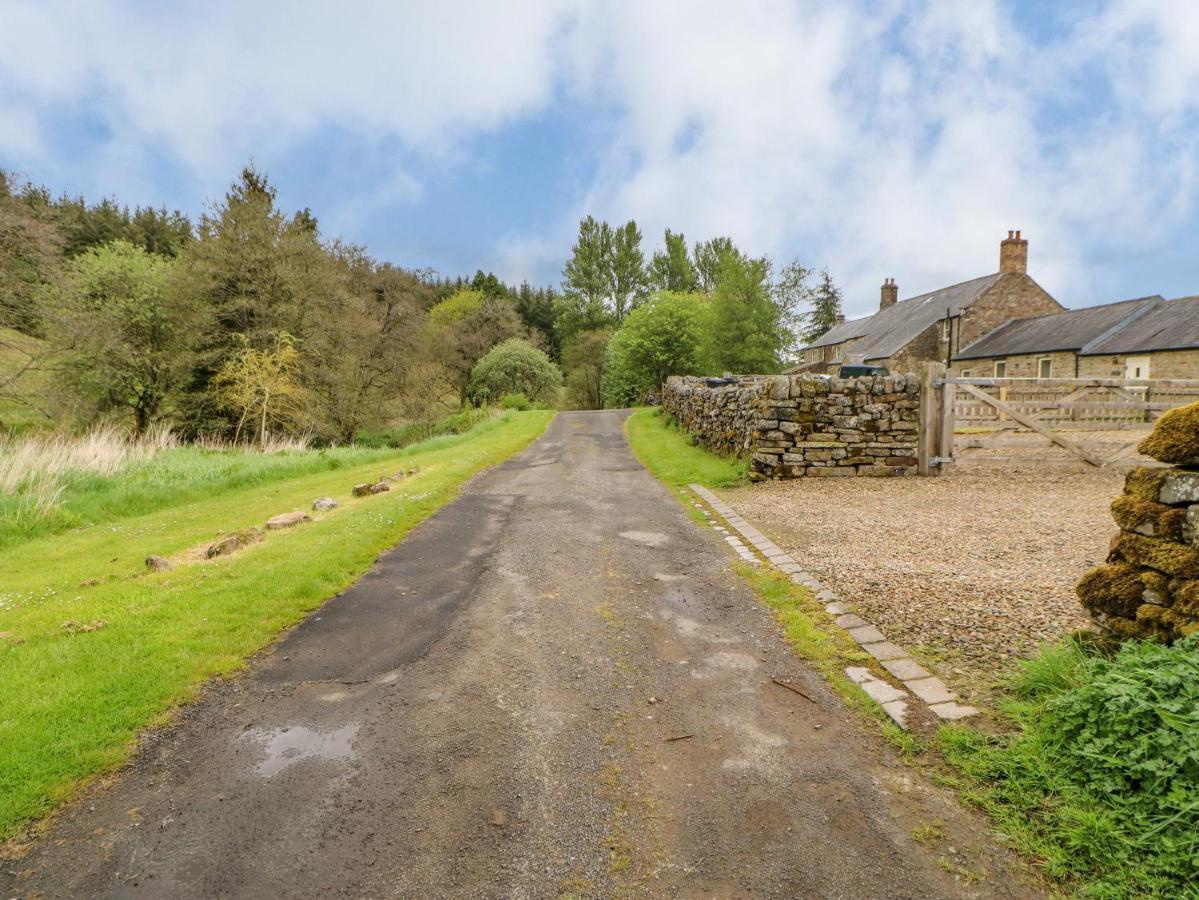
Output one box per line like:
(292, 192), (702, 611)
(241, 723), (359, 777)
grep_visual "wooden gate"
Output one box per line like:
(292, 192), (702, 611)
(916, 366), (1199, 473)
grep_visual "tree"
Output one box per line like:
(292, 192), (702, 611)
(514, 281), (562, 359)
(602, 291), (709, 406)
(802, 270), (844, 343)
(468, 338), (562, 404)
(211, 332), (309, 446)
(771, 258), (813, 356)
(559, 216), (615, 344)
(608, 220), (647, 323)
(54, 241), (197, 434)
(692, 236), (742, 293)
(648, 229), (698, 293)
(430, 288), (488, 324)
(707, 255), (785, 374)
(562, 329), (610, 410)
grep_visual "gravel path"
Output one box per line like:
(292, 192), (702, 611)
(721, 468), (1124, 695)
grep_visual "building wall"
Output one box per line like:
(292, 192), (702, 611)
(961, 273), (1063, 347)
(1078, 349), (1199, 380)
(955, 350), (1078, 378)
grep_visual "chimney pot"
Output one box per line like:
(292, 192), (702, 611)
(880, 278), (899, 310)
(999, 229), (1028, 274)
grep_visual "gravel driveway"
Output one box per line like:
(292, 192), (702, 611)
(720, 467), (1124, 697)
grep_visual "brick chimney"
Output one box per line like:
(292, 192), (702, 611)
(834, 312), (846, 325)
(880, 277), (898, 310)
(999, 229), (1028, 274)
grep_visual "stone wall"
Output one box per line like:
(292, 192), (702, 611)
(1076, 402), (1199, 642)
(662, 373), (921, 480)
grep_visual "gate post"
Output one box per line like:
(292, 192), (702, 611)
(917, 362), (946, 476)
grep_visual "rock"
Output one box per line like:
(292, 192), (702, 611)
(265, 511), (311, 530)
(1159, 470), (1199, 505)
(79, 577), (100, 587)
(1138, 401), (1199, 464)
(205, 528), (264, 559)
(1110, 494), (1185, 539)
(352, 483), (374, 497)
(312, 497), (338, 511)
(369, 481), (390, 494)
(145, 555), (173, 572)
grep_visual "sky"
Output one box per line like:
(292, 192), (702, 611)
(2, 0), (1197, 319)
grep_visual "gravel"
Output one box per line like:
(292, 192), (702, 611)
(721, 466), (1126, 694)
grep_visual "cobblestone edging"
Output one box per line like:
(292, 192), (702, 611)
(689, 484), (978, 729)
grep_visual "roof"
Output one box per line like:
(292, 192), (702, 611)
(954, 295), (1163, 360)
(804, 273), (1002, 361)
(1081, 295), (1199, 355)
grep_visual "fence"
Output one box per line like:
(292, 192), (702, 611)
(917, 367), (1199, 473)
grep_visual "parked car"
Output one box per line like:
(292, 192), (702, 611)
(838, 363), (890, 377)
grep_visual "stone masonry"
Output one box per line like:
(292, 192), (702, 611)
(662, 373), (921, 480)
(1076, 401), (1199, 642)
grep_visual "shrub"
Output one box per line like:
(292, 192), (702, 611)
(942, 635), (1199, 896)
(355, 407), (490, 449)
(500, 393), (532, 411)
(467, 339), (562, 405)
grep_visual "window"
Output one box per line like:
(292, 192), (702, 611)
(942, 319), (952, 340)
(994, 360), (1007, 377)
(1038, 357), (1052, 379)
(961, 369), (972, 377)
(1125, 356), (1150, 380)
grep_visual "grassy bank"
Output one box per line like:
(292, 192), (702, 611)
(0, 410), (553, 839)
(624, 407), (745, 495)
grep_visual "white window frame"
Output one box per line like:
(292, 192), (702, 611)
(942, 319), (952, 340)
(1038, 357), (1052, 379)
(994, 360), (1007, 377)
(961, 369), (972, 377)
(1125, 356), (1150, 380)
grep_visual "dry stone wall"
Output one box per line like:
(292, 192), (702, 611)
(662, 373), (921, 480)
(1076, 402), (1199, 642)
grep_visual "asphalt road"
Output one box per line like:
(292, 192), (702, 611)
(3, 410), (1038, 898)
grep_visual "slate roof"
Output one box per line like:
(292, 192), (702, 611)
(804, 273), (1002, 361)
(1081, 295), (1199, 355)
(954, 296), (1163, 360)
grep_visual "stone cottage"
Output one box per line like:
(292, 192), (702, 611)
(793, 231), (1063, 374)
(954, 294), (1199, 380)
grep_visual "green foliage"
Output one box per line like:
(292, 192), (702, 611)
(648, 228), (698, 293)
(562, 328), (610, 410)
(802, 270), (844, 343)
(354, 407), (490, 449)
(609, 220), (647, 323)
(55, 240), (196, 433)
(602, 292), (709, 406)
(941, 635), (1199, 896)
(211, 332), (309, 445)
(692, 236), (741, 293)
(707, 254), (785, 373)
(430, 287), (488, 324)
(467, 338), (563, 405)
(500, 393), (532, 410)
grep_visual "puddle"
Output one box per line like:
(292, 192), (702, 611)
(618, 531), (669, 548)
(241, 724), (359, 777)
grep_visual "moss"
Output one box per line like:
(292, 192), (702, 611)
(1138, 402), (1199, 464)
(1077, 563), (1146, 618)
(1124, 467), (1168, 502)
(1171, 580), (1199, 616)
(1110, 495), (1186, 540)
(1104, 614), (1145, 640)
(1110, 532), (1199, 579)
(1142, 569), (1171, 595)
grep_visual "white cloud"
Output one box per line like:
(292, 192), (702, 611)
(2, 0), (1197, 313)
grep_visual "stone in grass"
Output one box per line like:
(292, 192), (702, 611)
(312, 497), (338, 511)
(835, 613), (868, 629)
(928, 701), (978, 721)
(1138, 401), (1199, 465)
(369, 482), (390, 494)
(352, 483), (374, 497)
(266, 511), (311, 530)
(862, 641), (907, 662)
(206, 528), (264, 559)
(905, 677), (957, 705)
(882, 699), (909, 729)
(881, 657), (931, 682)
(848, 624), (887, 645)
(145, 555), (173, 572)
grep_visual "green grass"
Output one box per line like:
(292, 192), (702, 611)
(624, 407), (746, 495)
(937, 635), (1199, 898)
(0, 409), (553, 839)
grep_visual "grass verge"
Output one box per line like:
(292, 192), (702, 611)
(0, 409), (553, 840)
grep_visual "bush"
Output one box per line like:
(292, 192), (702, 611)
(500, 393), (532, 411)
(355, 407), (490, 449)
(941, 635), (1199, 896)
(467, 339), (562, 405)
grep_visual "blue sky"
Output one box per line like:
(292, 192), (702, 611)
(2, 0), (1197, 319)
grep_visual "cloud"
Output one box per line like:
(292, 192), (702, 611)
(1, 0), (1196, 313)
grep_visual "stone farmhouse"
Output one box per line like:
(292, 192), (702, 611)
(953, 294), (1199, 380)
(793, 232), (1062, 374)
